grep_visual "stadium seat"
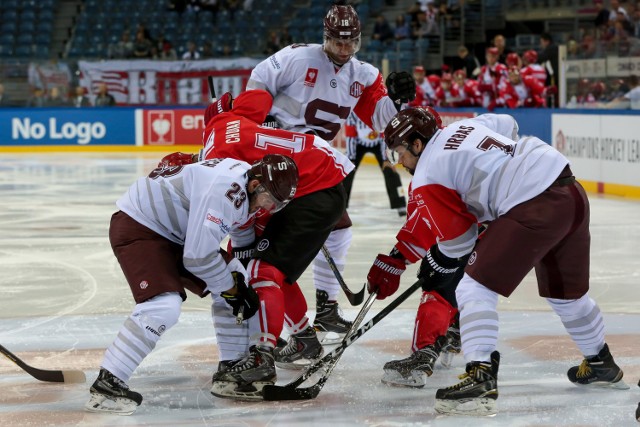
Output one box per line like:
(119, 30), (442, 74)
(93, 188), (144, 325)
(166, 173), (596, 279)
(2, 10), (18, 21)
(17, 33), (34, 45)
(1, 22), (17, 35)
(35, 33), (51, 46)
(19, 22), (36, 33)
(14, 45), (33, 57)
(0, 34), (15, 45)
(33, 45), (50, 58)
(38, 9), (55, 23)
(20, 10), (37, 22)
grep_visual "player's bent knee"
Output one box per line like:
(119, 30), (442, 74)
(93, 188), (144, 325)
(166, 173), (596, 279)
(455, 274), (498, 309)
(132, 292), (182, 340)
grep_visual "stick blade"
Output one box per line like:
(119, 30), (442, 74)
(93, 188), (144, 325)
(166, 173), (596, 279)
(346, 284), (366, 306)
(262, 384), (320, 401)
(62, 370), (86, 384)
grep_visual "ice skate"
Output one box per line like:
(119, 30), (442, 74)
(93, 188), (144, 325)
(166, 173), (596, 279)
(84, 368), (143, 415)
(567, 343), (629, 389)
(274, 326), (323, 369)
(440, 318), (461, 368)
(434, 351), (500, 416)
(313, 290), (353, 344)
(210, 346), (276, 401)
(381, 336), (447, 388)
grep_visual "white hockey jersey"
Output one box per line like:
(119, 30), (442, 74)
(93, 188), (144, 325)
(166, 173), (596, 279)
(411, 115), (568, 257)
(116, 158), (255, 294)
(247, 43), (398, 140)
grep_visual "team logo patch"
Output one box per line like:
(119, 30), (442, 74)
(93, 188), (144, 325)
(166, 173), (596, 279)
(257, 239), (270, 251)
(140, 280), (149, 289)
(304, 68), (318, 87)
(350, 81), (364, 98)
(330, 79), (337, 88)
(468, 251), (477, 265)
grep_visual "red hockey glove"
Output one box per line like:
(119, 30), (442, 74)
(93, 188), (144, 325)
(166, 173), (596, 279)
(158, 152), (196, 168)
(204, 92), (233, 124)
(367, 253), (406, 300)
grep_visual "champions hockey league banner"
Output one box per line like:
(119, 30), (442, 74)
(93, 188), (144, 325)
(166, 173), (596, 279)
(78, 58), (261, 105)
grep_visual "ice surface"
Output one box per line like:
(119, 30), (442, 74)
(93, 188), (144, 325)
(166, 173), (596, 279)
(1, 153), (638, 426)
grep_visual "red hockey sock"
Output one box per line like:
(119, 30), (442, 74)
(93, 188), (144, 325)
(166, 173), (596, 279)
(282, 281), (309, 333)
(412, 291), (457, 352)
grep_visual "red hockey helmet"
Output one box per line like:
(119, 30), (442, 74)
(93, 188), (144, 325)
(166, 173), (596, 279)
(453, 69), (467, 80)
(523, 49), (538, 64)
(506, 52), (520, 67)
(249, 154), (299, 213)
(323, 5), (361, 65)
(384, 107), (441, 164)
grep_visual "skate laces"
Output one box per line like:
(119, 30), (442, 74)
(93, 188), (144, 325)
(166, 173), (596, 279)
(575, 359), (593, 378)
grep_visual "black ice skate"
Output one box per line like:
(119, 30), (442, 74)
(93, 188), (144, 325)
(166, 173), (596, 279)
(84, 368), (143, 415)
(440, 317), (461, 368)
(381, 336), (447, 388)
(274, 326), (323, 369)
(313, 290), (353, 344)
(567, 343), (629, 389)
(210, 346), (276, 401)
(435, 351), (500, 416)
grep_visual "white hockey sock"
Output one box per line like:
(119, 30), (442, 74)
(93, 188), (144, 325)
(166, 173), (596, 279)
(101, 292), (182, 382)
(546, 294), (605, 357)
(211, 293), (250, 361)
(313, 228), (352, 300)
(456, 275), (499, 363)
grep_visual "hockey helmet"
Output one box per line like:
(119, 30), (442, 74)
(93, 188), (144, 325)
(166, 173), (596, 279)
(506, 52), (520, 67)
(384, 107), (441, 164)
(248, 154), (299, 213)
(323, 5), (361, 65)
(523, 49), (538, 65)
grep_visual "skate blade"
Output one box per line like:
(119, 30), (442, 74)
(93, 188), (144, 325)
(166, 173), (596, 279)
(381, 370), (427, 388)
(434, 397), (497, 417)
(84, 393), (138, 416)
(316, 331), (344, 345)
(210, 380), (273, 401)
(439, 351), (458, 368)
(571, 378), (630, 390)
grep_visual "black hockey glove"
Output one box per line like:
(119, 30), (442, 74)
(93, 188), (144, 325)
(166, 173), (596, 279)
(232, 242), (255, 268)
(221, 272), (260, 322)
(261, 114), (281, 129)
(386, 71), (416, 106)
(417, 244), (469, 292)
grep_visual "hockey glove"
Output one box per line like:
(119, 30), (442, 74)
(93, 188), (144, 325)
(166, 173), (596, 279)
(204, 91), (233, 124)
(261, 114), (281, 129)
(417, 244), (469, 292)
(367, 252), (406, 300)
(386, 71), (416, 105)
(157, 152), (197, 168)
(231, 242), (255, 268)
(221, 271), (260, 322)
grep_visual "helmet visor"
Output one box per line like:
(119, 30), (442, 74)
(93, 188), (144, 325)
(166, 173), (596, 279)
(386, 143), (409, 166)
(324, 36), (361, 64)
(254, 184), (289, 214)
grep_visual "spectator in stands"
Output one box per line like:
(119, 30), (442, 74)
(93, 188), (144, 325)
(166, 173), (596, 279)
(158, 37), (178, 60)
(412, 5), (439, 39)
(455, 45), (481, 77)
(94, 83), (116, 107)
(72, 86), (91, 108)
(44, 86), (68, 107)
(492, 34), (513, 65)
(25, 87), (46, 108)
(608, 0), (629, 23)
(593, 0), (610, 37)
(567, 39), (581, 59)
(264, 30), (282, 55)
(0, 83), (11, 107)
(372, 14), (394, 44)
(219, 44), (233, 57)
(201, 41), (215, 58)
(394, 14), (411, 40)
(182, 41), (201, 60)
(538, 32), (558, 87)
(280, 27), (293, 46)
(132, 30), (153, 58)
(109, 31), (134, 59)
(606, 75), (640, 109)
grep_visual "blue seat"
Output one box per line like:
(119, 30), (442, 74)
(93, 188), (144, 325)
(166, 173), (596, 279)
(17, 33), (34, 45)
(396, 38), (415, 51)
(1, 0), (19, 10)
(20, 10), (37, 22)
(367, 39), (383, 53)
(38, 9), (55, 22)
(0, 34), (15, 45)
(33, 45), (50, 58)
(1, 22), (17, 34)
(14, 45), (33, 57)
(0, 44), (14, 57)
(35, 33), (50, 45)
(2, 10), (18, 21)
(19, 22), (36, 33)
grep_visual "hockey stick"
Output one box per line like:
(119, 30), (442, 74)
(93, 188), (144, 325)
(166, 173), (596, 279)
(321, 245), (366, 306)
(263, 278), (424, 401)
(0, 344), (86, 383)
(207, 76), (216, 101)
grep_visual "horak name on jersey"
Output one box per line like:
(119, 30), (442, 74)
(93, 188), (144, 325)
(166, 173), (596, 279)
(444, 125), (475, 150)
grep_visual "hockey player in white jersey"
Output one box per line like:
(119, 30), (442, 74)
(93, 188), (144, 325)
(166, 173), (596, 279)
(369, 107), (627, 416)
(246, 3), (415, 355)
(85, 154), (298, 415)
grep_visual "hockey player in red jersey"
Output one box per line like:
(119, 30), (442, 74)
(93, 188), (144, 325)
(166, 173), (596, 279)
(477, 47), (508, 110)
(433, 73), (461, 107)
(244, 3), (416, 360)
(499, 65), (546, 108)
(520, 49), (547, 86)
(369, 106), (627, 416)
(452, 69), (481, 107)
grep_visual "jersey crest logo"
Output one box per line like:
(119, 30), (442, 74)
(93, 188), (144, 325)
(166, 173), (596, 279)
(304, 68), (319, 87)
(350, 81), (364, 98)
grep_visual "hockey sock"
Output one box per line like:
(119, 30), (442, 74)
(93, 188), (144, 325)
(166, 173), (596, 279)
(102, 292), (182, 382)
(412, 291), (457, 352)
(313, 228), (352, 300)
(547, 294), (605, 357)
(249, 282), (284, 348)
(211, 292), (250, 361)
(282, 281), (310, 333)
(456, 275), (499, 363)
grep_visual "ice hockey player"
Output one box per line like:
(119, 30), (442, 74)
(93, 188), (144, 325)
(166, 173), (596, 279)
(244, 2), (416, 354)
(84, 154), (298, 414)
(370, 106), (627, 416)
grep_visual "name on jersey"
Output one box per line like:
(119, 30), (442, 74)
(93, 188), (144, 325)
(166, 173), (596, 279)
(225, 120), (240, 143)
(444, 125), (474, 150)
